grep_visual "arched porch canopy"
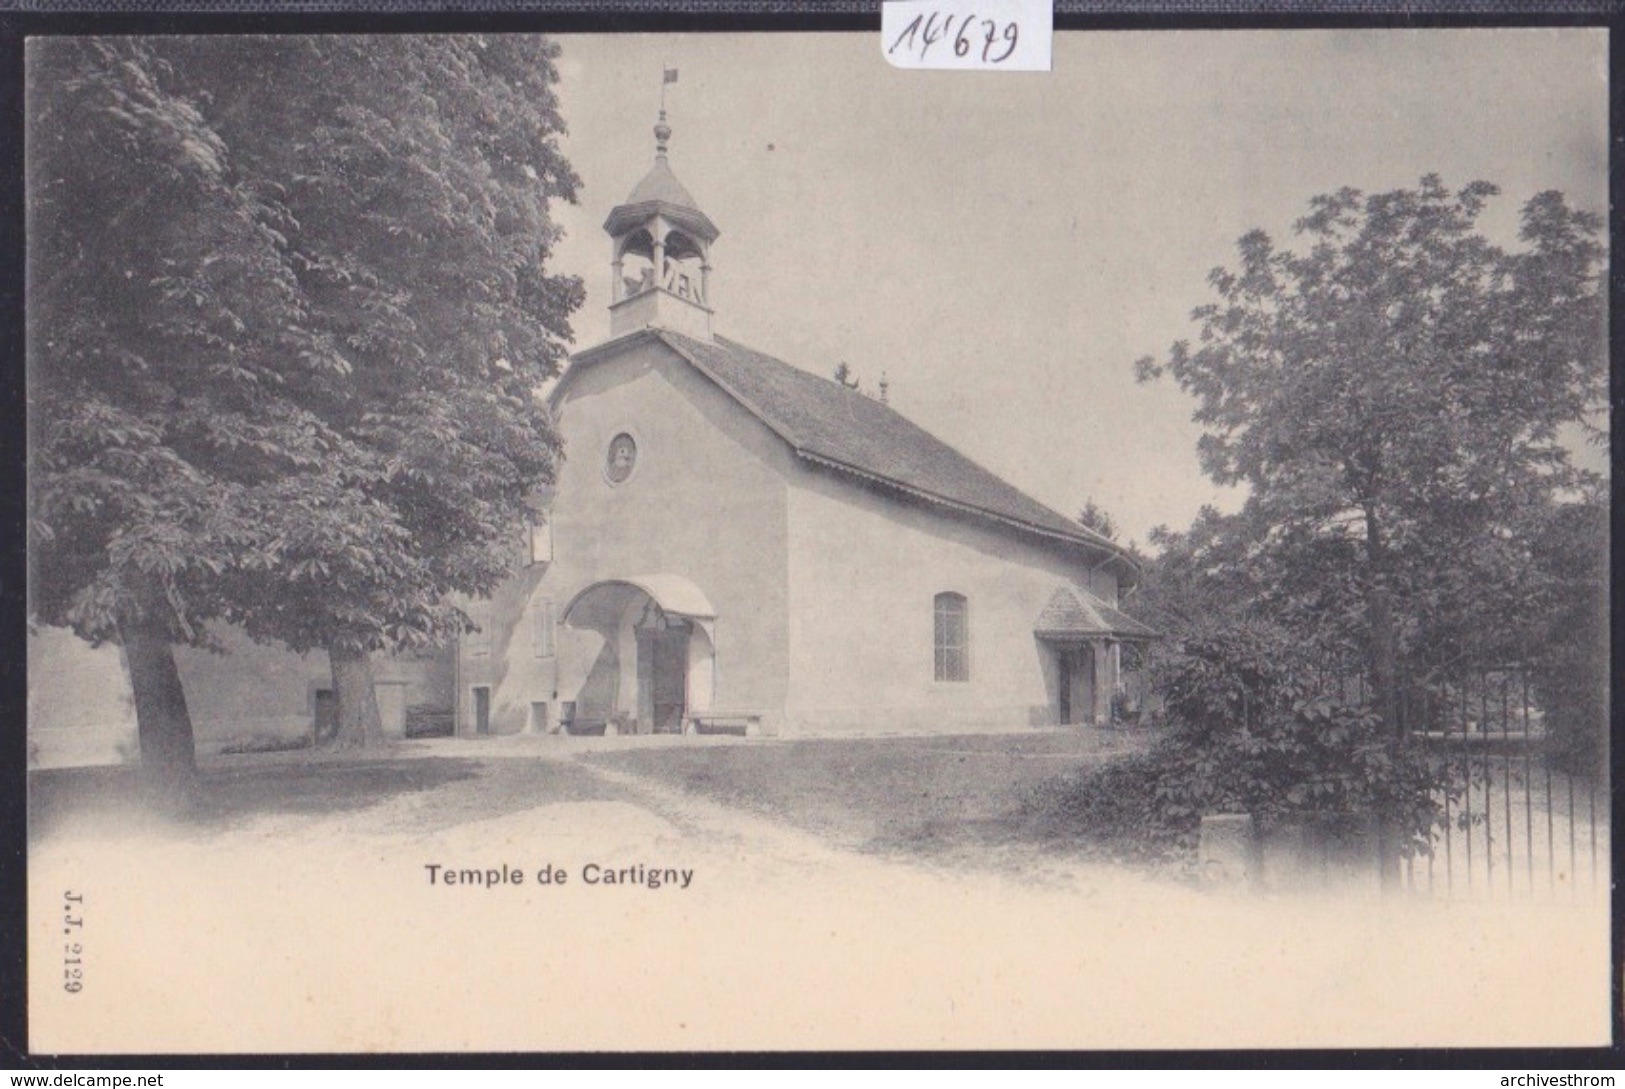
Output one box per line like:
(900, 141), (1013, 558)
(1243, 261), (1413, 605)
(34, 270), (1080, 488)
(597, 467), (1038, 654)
(563, 574), (716, 634)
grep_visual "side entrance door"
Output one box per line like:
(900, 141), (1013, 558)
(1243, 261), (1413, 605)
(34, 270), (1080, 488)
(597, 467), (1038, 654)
(1055, 646), (1097, 726)
(1071, 648), (1097, 726)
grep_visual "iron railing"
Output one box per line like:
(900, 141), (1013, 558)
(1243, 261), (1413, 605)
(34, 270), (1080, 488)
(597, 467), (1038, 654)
(1406, 669), (1606, 900)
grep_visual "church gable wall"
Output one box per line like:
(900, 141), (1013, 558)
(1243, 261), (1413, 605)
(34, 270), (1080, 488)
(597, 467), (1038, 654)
(466, 337), (794, 734)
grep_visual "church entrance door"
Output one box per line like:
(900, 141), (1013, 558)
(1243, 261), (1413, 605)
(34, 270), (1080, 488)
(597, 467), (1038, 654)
(638, 624), (690, 734)
(564, 578), (715, 735)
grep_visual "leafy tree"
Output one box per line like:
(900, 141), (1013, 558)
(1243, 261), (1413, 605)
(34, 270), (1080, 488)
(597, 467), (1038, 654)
(1524, 483), (1608, 775)
(1076, 498), (1118, 543)
(832, 362), (860, 390)
(29, 37), (583, 780)
(172, 37), (582, 747)
(1136, 176), (1606, 879)
(30, 38), (297, 785)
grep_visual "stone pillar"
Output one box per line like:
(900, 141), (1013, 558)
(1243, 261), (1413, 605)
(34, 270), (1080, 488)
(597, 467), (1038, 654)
(611, 257), (624, 302)
(615, 614), (639, 716)
(1256, 821), (1314, 892)
(686, 622), (714, 714)
(1091, 639), (1112, 725)
(652, 233), (666, 291)
(1199, 813), (1257, 887)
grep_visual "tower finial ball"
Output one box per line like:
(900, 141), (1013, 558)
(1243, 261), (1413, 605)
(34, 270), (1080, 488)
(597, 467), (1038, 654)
(655, 111), (672, 156)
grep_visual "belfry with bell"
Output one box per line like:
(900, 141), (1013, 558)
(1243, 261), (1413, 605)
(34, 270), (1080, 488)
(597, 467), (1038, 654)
(604, 69), (720, 342)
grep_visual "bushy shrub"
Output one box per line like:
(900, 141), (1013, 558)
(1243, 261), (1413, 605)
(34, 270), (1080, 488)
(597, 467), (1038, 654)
(1145, 622), (1447, 854)
(1044, 621), (1450, 861)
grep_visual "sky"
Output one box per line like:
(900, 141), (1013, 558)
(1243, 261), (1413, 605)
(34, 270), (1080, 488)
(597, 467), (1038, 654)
(545, 30), (1608, 547)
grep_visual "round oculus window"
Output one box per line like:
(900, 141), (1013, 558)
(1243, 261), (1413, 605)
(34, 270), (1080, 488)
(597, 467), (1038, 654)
(605, 432), (638, 484)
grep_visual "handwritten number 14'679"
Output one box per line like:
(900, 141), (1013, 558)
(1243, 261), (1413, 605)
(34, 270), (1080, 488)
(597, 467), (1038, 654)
(888, 12), (1020, 65)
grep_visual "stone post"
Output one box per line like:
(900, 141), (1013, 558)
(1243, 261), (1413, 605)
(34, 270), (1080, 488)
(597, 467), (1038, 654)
(1091, 639), (1112, 725)
(1198, 813), (1257, 887)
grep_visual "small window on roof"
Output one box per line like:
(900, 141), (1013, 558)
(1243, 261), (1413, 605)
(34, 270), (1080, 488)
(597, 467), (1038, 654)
(934, 592), (969, 683)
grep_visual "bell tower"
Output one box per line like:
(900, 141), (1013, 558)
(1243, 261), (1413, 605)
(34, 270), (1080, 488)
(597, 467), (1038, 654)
(604, 97), (720, 342)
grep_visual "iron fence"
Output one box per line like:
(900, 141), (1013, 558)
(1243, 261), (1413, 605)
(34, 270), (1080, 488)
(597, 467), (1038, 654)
(1401, 668), (1607, 901)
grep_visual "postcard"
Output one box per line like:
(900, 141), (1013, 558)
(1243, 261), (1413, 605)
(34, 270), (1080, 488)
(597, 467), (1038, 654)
(24, 25), (1612, 1053)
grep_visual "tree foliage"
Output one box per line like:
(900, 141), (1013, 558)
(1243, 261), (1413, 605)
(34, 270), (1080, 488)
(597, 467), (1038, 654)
(1137, 175), (1605, 697)
(1144, 622), (1445, 851)
(29, 36), (584, 767)
(1029, 622), (1446, 864)
(1133, 177), (1607, 865)
(1524, 483), (1609, 773)
(1138, 177), (1603, 503)
(1076, 498), (1118, 543)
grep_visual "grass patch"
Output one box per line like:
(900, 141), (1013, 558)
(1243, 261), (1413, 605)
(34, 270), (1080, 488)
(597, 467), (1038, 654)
(584, 729), (1156, 867)
(1012, 752), (1177, 862)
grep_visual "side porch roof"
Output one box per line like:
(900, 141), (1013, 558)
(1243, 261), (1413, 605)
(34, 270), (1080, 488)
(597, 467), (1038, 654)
(1035, 584), (1159, 641)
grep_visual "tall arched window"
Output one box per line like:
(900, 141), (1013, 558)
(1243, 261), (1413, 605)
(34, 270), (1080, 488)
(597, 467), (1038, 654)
(934, 592), (969, 682)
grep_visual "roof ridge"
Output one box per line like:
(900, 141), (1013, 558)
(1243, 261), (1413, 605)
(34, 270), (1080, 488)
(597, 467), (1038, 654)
(656, 330), (806, 450)
(698, 332), (1130, 560)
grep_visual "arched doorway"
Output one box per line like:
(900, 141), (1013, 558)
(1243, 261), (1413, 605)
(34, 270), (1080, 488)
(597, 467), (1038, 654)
(561, 575), (716, 734)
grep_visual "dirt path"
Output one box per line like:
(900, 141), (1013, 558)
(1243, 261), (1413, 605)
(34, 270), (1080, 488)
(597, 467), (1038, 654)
(27, 740), (1612, 1053)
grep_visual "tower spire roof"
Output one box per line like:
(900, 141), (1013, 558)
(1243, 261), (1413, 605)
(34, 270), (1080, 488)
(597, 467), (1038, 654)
(604, 101), (719, 244)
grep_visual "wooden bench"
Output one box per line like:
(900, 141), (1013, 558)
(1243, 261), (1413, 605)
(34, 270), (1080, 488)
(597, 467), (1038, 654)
(558, 705), (767, 738)
(684, 711), (766, 737)
(556, 702), (615, 737)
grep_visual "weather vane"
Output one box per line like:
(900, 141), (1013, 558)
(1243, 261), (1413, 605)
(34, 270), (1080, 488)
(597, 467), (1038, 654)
(654, 67), (679, 156)
(660, 66), (678, 115)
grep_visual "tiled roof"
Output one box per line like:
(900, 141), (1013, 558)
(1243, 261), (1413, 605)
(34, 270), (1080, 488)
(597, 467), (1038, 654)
(626, 157), (700, 209)
(1035, 585), (1159, 640)
(650, 329), (1135, 571)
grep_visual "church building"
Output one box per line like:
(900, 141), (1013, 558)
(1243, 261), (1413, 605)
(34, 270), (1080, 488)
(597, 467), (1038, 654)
(28, 105), (1156, 767)
(454, 110), (1156, 739)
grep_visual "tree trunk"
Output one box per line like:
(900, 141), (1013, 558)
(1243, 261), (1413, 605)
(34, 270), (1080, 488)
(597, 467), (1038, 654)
(327, 646), (383, 749)
(1369, 585), (1401, 739)
(117, 613), (197, 803)
(1364, 504), (1403, 892)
